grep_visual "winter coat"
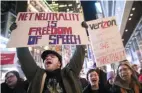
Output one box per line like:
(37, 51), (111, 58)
(16, 45), (85, 93)
(105, 82), (115, 93)
(96, 68), (107, 88)
(106, 81), (142, 93)
(79, 78), (89, 90)
(111, 84), (142, 93)
(83, 84), (108, 93)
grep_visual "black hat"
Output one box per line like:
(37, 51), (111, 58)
(41, 50), (62, 66)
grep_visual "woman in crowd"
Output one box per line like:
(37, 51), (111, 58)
(83, 69), (108, 93)
(132, 64), (139, 77)
(113, 60), (142, 93)
(1, 70), (29, 93)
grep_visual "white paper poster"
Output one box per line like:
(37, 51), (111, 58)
(7, 12), (89, 48)
(87, 16), (126, 67)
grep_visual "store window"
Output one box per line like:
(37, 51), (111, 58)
(94, 2), (103, 18)
(136, 31), (142, 43)
(136, 31), (142, 61)
(125, 30), (142, 64)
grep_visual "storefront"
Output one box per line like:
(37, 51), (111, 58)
(125, 17), (142, 66)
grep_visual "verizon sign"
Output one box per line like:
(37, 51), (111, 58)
(87, 16), (126, 67)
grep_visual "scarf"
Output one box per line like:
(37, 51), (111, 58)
(120, 83), (140, 93)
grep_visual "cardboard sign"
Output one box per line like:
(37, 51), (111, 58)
(1, 53), (15, 65)
(87, 17), (126, 67)
(7, 12), (89, 48)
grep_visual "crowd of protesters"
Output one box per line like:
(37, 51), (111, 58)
(82, 60), (142, 93)
(1, 60), (142, 93)
(1, 19), (142, 93)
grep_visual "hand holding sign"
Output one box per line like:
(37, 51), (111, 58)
(10, 22), (17, 31)
(81, 21), (88, 29)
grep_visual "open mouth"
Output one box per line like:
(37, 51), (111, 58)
(46, 61), (52, 65)
(122, 75), (128, 78)
(92, 79), (97, 82)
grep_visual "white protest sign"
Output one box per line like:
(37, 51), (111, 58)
(7, 12), (89, 48)
(87, 16), (126, 67)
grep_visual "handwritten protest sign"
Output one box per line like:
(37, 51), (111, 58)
(7, 12), (89, 48)
(87, 16), (126, 67)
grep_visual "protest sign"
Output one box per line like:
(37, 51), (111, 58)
(7, 12), (89, 47)
(87, 16), (126, 67)
(1, 53), (15, 65)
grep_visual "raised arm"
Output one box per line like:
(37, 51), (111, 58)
(67, 45), (86, 76)
(16, 47), (38, 81)
(10, 22), (38, 81)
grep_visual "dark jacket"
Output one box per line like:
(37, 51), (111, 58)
(105, 82), (115, 93)
(83, 84), (108, 93)
(96, 68), (107, 89)
(79, 78), (89, 90)
(1, 80), (29, 93)
(16, 45), (85, 93)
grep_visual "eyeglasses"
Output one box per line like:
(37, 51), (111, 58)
(6, 75), (15, 80)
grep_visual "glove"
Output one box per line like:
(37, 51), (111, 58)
(10, 22), (17, 31)
(81, 21), (88, 29)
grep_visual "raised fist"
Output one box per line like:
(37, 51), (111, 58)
(81, 21), (88, 29)
(10, 22), (17, 31)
